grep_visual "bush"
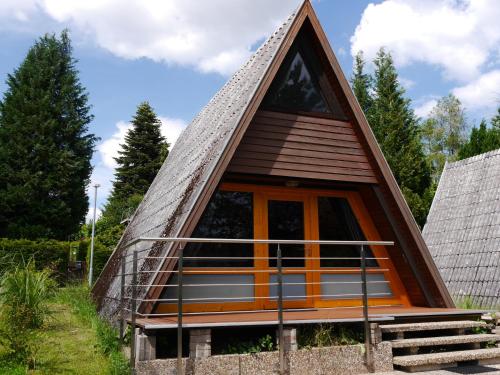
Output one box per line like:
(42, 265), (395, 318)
(0, 263), (55, 366)
(298, 324), (362, 349)
(0, 238), (74, 281)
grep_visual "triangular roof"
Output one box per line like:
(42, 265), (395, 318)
(423, 149), (500, 308)
(93, 0), (453, 318)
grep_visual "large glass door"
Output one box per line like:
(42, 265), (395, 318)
(261, 194), (314, 309)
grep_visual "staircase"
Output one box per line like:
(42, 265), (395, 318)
(378, 318), (500, 372)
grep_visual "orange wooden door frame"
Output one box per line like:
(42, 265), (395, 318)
(155, 182), (410, 314)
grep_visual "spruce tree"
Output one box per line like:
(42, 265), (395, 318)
(351, 51), (373, 115)
(0, 31), (97, 240)
(112, 102), (167, 200)
(369, 49), (432, 227)
(457, 115), (500, 160)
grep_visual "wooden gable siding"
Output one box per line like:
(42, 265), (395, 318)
(227, 110), (378, 184)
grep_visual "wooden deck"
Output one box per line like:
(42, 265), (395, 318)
(133, 307), (486, 330)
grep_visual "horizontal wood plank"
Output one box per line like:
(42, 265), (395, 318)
(250, 123), (358, 142)
(241, 137), (366, 156)
(244, 130), (362, 150)
(228, 110), (376, 183)
(228, 164), (378, 183)
(236, 144), (370, 163)
(234, 150), (372, 170)
(230, 157), (376, 177)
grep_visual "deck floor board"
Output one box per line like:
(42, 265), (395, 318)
(131, 307), (485, 330)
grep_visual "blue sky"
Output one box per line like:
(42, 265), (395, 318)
(0, 0), (499, 218)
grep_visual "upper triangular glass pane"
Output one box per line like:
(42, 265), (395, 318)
(263, 50), (330, 113)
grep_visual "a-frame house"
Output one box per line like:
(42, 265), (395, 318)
(93, 0), (457, 330)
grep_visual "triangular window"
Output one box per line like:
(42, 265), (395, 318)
(262, 31), (347, 119)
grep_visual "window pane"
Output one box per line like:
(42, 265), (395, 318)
(269, 274), (306, 301)
(164, 274), (255, 303)
(184, 191), (253, 267)
(268, 200), (305, 268)
(263, 51), (330, 113)
(318, 197), (377, 268)
(320, 273), (392, 299)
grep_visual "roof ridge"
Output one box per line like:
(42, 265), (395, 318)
(445, 148), (500, 170)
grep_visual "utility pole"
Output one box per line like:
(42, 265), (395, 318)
(88, 184), (100, 287)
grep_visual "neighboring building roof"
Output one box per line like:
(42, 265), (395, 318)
(92, 2), (302, 318)
(423, 149), (500, 308)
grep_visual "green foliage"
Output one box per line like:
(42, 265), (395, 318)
(455, 295), (482, 310)
(98, 194), (143, 234)
(297, 324), (362, 349)
(0, 263), (55, 366)
(0, 30), (98, 240)
(0, 238), (79, 281)
(352, 49), (432, 227)
(421, 94), (468, 180)
(55, 285), (130, 375)
(111, 102), (168, 202)
(221, 334), (275, 354)
(351, 51), (373, 115)
(457, 118), (500, 160)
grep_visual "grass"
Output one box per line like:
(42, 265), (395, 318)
(0, 285), (129, 374)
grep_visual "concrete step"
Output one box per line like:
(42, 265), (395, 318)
(393, 347), (500, 372)
(380, 320), (488, 333)
(391, 334), (500, 348)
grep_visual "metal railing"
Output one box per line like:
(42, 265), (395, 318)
(116, 237), (394, 374)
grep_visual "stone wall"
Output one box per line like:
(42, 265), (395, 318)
(136, 342), (393, 375)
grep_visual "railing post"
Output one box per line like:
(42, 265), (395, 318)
(130, 249), (138, 373)
(177, 244), (184, 375)
(277, 243), (285, 375)
(120, 254), (126, 342)
(361, 245), (373, 372)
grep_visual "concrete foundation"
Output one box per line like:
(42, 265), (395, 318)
(135, 342), (393, 375)
(277, 327), (298, 352)
(135, 329), (156, 362)
(189, 329), (211, 359)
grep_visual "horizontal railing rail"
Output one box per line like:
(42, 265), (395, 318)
(119, 238), (393, 374)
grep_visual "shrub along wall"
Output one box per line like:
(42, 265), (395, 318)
(0, 238), (86, 282)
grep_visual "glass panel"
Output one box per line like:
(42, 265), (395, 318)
(263, 50), (330, 113)
(164, 274), (255, 303)
(318, 197), (377, 268)
(320, 273), (393, 300)
(269, 274), (306, 301)
(183, 191), (253, 267)
(268, 200), (305, 268)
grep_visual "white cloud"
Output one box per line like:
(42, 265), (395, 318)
(399, 77), (415, 90)
(159, 117), (187, 147)
(86, 206), (102, 223)
(414, 98), (438, 118)
(98, 121), (131, 169)
(452, 69), (500, 112)
(351, 0), (500, 82)
(2, 0), (300, 75)
(93, 116), (187, 204)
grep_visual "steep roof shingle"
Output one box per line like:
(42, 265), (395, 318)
(423, 149), (500, 308)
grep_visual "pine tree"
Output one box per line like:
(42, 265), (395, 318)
(111, 102), (167, 200)
(0, 31), (97, 240)
(351, 51), (373, 115)
(369, 49), (432, 227)
(457, 115), (500, 160)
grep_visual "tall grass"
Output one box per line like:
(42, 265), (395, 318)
(56, 285), (129, 374)
(0, 262), (55, 366)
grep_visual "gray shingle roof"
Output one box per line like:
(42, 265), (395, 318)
(93, 5), (301, 319)
(423, 149), (500, 308)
